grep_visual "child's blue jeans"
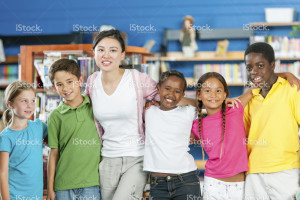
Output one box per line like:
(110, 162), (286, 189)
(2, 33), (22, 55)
(55, 186), (101, 200)
(149, 170), (201, 200)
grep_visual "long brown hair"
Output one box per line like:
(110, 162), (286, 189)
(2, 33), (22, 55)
(2, 81), (35, 127)
(196, 72), (229, 159)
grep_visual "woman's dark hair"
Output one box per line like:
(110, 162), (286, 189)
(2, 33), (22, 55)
(158, 70), (187, 92)
(196, 72), (229, 159)
(93, 29), (125, 52)
(244, 42), (275, 64)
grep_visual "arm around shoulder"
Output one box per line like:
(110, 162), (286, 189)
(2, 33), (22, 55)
(238, 88), (253, 108)
(137, 70), (159, 101)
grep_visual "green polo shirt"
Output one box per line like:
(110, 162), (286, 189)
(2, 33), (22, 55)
(48, 95), (101, 191)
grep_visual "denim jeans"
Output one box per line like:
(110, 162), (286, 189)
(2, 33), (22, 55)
(55, 186), (101, 200)
(149, 170), (201, 200)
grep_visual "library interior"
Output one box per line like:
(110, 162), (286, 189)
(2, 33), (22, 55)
(0, 1), (300, 199)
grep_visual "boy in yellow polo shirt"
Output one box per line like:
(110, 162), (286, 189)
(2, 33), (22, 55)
(244, 42), (300, 200)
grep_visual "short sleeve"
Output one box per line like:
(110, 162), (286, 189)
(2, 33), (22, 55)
(191, 119), (200, 140)
(292, 87), (300, 125)
(243, 104), (251, 138)
(35, 119), (48, 139)
(0, 133), (13, 153)
(47, 112), (59, 149)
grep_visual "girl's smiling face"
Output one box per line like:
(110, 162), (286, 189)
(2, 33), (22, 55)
(197, 77), (227, 116)
(94, 37), (125, 72)
(7, 90), (36, 120)
(157, 76), (185, 111)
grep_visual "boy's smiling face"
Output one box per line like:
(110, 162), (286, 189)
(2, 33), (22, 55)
(53, 70), (83, 107)
(245, 52), (275, 88)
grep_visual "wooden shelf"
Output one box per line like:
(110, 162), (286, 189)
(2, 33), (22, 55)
(250, 22), (300, 27)
(276, 57), (300, 61)
(1, 56), (19, 63)
(147, 51), (245, 61)
(20, 44), (150, 82)
(0, 84), (8, 88)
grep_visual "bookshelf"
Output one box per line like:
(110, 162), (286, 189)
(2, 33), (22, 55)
(19, 44), (152, 121)
(20, 44), (151, 85)
(147, 51), (244, 61)
(0, 55), (19, 116)
(250, 22), (300, 27)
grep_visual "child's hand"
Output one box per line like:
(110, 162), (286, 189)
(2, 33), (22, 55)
(225, 98), (241, 108)
(46, 191), (55, 200)
(145, 100), (160, 110)
(286, 72), (300, 91)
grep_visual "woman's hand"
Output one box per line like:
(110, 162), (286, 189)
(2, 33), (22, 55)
(145, 100), (160, 110)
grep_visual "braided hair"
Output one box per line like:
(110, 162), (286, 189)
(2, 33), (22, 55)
(196, 72), (229, 160)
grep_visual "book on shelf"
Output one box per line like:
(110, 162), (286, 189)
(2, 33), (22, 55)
(33, 51), (98, 89)
(0, 64), (18, 85)
(35, 92), (62, 123)
(275, 60), (300, 79)
(0, 90), (5, 112)
(193, 63), (247, 85)
(250, 36), (300, 58)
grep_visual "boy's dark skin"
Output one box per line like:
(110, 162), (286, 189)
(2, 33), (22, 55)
(245, 52), (278, 98)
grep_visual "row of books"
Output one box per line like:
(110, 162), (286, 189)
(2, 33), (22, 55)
(250, 36), (300, 58)
(35, 92), (62, 123)
(193, 63), (247, 84)
(275, 61), (300, 79)
(0, 90), (5, 113)
(34, 51), (98, 89)
(0, 64), (18, 85)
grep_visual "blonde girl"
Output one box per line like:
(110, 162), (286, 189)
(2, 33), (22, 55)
(0, 81), (47, 200)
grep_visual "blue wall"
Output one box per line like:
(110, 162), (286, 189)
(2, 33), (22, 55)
(1, 0), (300, 55)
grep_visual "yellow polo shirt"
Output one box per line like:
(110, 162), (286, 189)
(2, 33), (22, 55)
(244, 77), (300, 174)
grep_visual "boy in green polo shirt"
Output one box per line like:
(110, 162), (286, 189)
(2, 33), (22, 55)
(244, 42), (300, 200)
(46, 59), (101, 200)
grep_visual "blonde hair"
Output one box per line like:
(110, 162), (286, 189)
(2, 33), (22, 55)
(2, 81), (35, 127)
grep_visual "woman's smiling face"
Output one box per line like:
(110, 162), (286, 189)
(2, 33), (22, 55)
(94, 37), (125, 72)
